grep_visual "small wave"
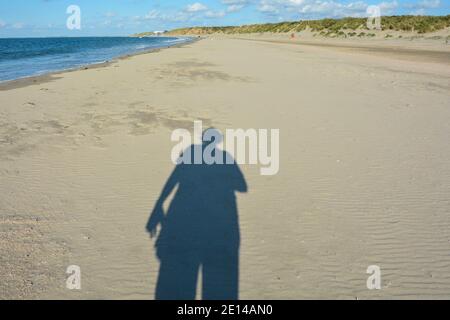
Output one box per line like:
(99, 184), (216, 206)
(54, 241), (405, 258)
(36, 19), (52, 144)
(134, 44), (150, 50)
(164, 38), (188, 43)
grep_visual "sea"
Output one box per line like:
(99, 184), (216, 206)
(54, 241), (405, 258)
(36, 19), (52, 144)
(0, 36), (193, 82)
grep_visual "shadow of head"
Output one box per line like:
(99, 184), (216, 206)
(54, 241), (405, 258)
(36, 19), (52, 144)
(202, 127), (223, 147)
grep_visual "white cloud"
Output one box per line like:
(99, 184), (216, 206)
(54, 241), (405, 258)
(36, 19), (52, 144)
(222, 0), (250, 5)
(258, 3), (279, 14)
(418, 0), (440, 8)
(222, 0), (249, 13)
(227, 4), (245, 12)
(144, 10), (160, 20)
(411, 8), (426, 15)
(12, 22), (24, 29)
(222, 0), (250, 4)
(379, 0), (399, 14)
(186, 2), (208, 12)
(133, 9), (192, 24)
(405, 0), (440, 15)
(298, 1), (368, 17)
(256, 0), (402, 18)
(0, 19), (6, 28)
(205, 10), (227, 18)
(407, 0), (441, 9)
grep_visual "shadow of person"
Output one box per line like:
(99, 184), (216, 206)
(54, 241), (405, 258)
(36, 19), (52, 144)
(147, 129), (247, 300)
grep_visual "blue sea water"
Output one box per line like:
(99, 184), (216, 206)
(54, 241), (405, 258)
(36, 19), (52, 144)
(0, 36), (193, 82)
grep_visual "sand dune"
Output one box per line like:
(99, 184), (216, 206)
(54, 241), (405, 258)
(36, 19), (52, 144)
(1, 37), (450, 299)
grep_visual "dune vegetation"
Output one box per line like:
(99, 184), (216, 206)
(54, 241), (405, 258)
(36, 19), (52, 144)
(161, 15), (450, 36)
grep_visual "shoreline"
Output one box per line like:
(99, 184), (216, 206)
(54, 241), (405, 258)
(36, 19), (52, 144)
(1, 25), (449, 89)
(0, 36), (198, 91)
(1, 34), (447, 91)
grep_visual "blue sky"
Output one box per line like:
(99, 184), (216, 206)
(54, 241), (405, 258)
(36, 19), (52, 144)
(0, 0), (448, 37)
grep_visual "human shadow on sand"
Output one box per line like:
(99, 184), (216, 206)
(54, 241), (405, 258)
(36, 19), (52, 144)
(147, 130), (247, 300)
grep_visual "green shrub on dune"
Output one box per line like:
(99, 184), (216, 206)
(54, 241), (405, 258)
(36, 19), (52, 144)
(163, 15), (450, 36)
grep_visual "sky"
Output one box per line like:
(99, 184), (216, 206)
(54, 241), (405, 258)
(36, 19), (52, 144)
(0, 0), (448, 37)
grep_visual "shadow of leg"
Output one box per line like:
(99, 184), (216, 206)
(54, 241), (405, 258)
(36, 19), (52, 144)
(202, 247), (239, 300)
(155, 251), (201, 300)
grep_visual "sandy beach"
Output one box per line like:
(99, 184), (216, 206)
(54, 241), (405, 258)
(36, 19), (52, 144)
(1, 36), (450, 299)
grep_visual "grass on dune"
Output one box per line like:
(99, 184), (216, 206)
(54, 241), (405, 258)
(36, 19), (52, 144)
(154, 15), (450, 36)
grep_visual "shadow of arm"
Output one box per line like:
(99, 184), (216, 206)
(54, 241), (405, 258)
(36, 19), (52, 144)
(147, 167), (180, 237)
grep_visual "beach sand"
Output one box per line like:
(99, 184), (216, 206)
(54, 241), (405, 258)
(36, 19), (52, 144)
(1, 37), (450, 299)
